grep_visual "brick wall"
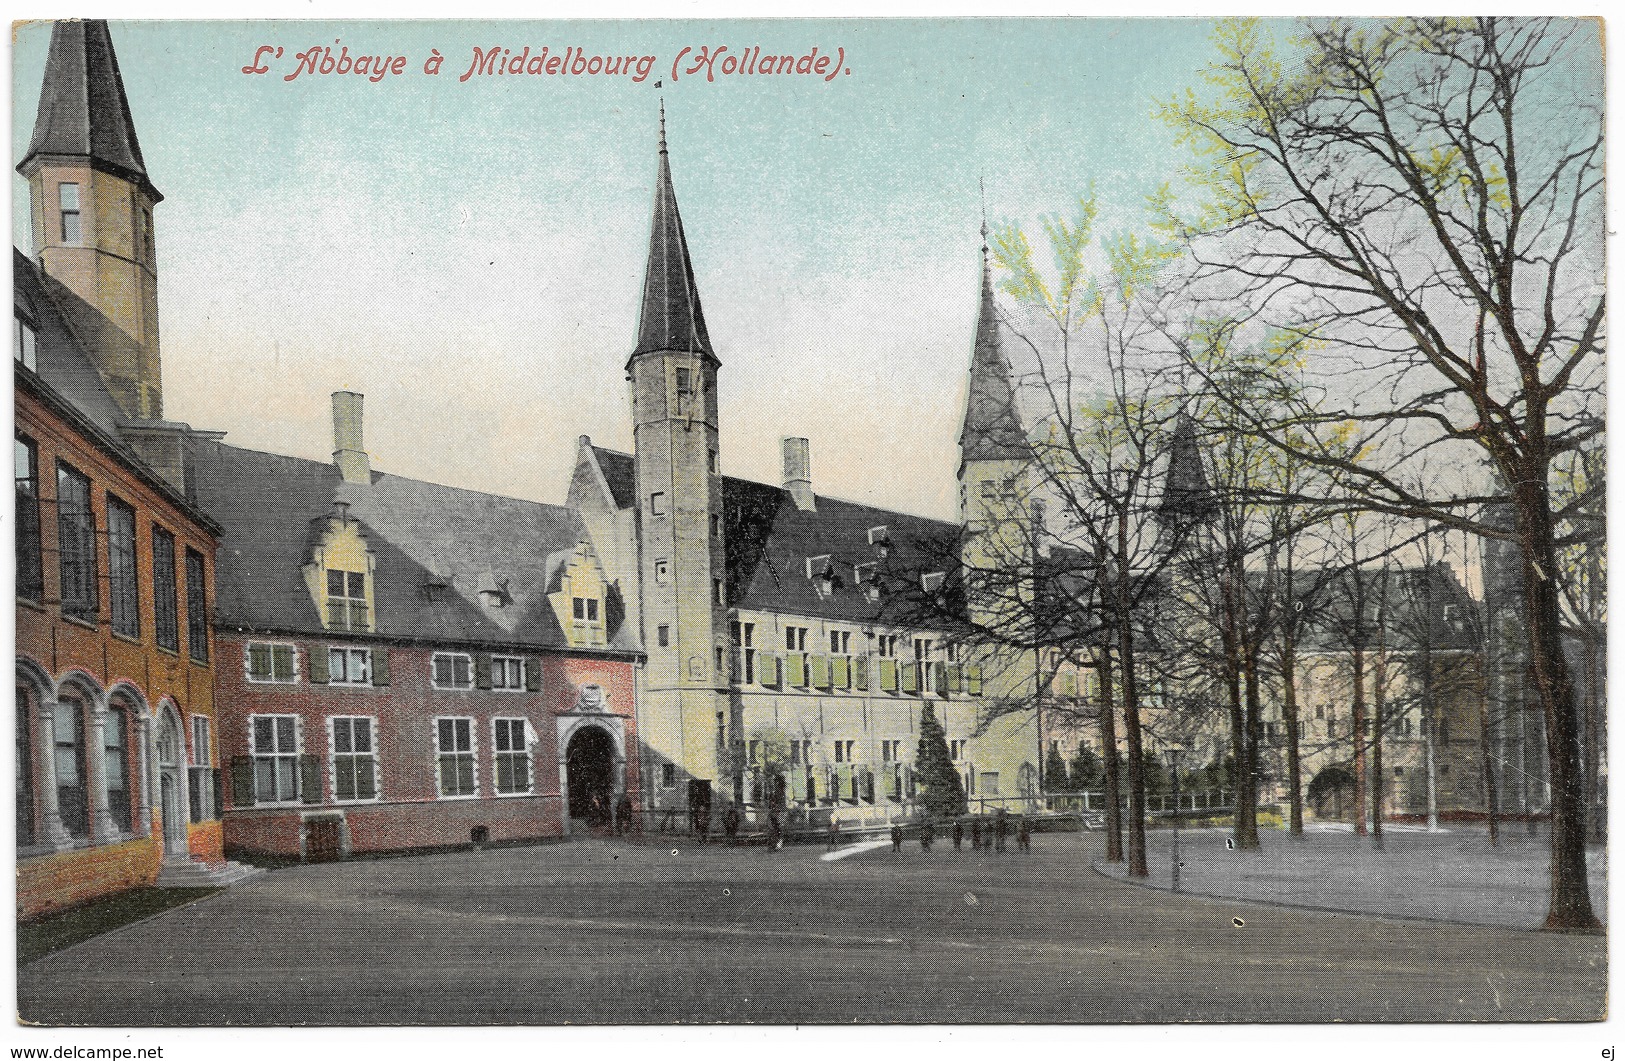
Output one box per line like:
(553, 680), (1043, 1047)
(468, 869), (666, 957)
(17, 837), (162, 921)
(217, 635), (637, 858)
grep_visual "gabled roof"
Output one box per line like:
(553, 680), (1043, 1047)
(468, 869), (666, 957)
(630, 111), (714, 364)
(191, 442), (639, 653)
(1296, 563), (1481, 653)
(14, 249), (125, 438)
(14, 248), (217, 535)
(17, 20), (160, 202)
(959, 246), (1030, 467)
(588, 446), (960, 623)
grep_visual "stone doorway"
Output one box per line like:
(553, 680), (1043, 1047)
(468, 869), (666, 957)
(566, 726), (615, 828)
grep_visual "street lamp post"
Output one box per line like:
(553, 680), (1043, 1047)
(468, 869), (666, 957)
(1165, 747), (1184, 892)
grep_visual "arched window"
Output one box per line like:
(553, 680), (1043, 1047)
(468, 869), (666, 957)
(16, 688), (36, 848)
(104, 701), (132, 834)
(54, 694), (88, 838)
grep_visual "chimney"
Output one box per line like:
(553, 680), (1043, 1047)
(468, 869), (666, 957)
(782, 437), (815, 512)
(332, 391), (371, 485)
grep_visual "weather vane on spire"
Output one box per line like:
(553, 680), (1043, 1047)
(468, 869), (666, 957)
(658, 97), (667, 153)
(979, 176), (989, 252)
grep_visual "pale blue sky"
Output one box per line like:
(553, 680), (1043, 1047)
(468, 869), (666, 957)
(15, 18), (1242, 517)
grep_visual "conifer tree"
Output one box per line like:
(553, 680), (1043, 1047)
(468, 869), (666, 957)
(1069, 743), (1103, 789)
(1043, 744), (1071, 792)
(915, 702), (967, 817)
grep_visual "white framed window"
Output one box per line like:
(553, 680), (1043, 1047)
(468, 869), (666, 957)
(431, 652), (473, 690)
(58, 182), (82, 243)
(327, 568), (368, 630)
(493, 718), (532, 795)
(329, 647), (372, 685)
(491, 656), (526, 691)
(246, 642), (297, 684)
(191, 715), (212, 766)
(877, 634), (899, 657)
(250, 714), (300, 803)
(881, 739), (902, 762)
(330, 716), (379, 802)
(571, 597), (601, 623)
(435, 717), (477, 797)
(950, 739), (966, 761)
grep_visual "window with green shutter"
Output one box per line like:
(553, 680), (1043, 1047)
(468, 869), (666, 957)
(810, 654), (830, 689)
(946, 663), (962, 692)
(879, 658), (898, 692)
(832, 655), (850, 689)
(760, 653), (781, 687)
(966, 663), (983, 696)
(901, 661), (919, 694)
(1060, 670), (1079, 697)
(246, 642), (297, 684)
(230, 755), (256, 807)
(933, 662), (948, 698)
(372, 648), (392, 687)
(298, 753), (322, 804)
(524, 655), (542, 692)
(854, 655), (869, 690)
(474, 653), (494, 690)
(787, 653), (807, 688)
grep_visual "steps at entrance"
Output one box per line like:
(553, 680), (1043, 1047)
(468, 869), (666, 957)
(155, 858), (266, 889)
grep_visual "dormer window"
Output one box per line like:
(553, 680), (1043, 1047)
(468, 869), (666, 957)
(481, 589), (504, 609)
(14, 313), (38, 371)
(572, 596), (600, 623)
(868, 526), (892, 556)
(327, 569), (368, 630)
(921, 571), (946, 594)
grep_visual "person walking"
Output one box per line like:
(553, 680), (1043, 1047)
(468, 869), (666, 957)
(615, 795), (634, 836)
(970, 817), (982, 850)
(826, 816), (840, 851)
(723, 803), (740, 845)
(953, 818), (964, 851)
(1017, 816), (1031, 853)
(920, 818), (934, 852)
(766, 810), (782, 852)
(891, 823), (904, 853)
(994, 808), (1008, 853)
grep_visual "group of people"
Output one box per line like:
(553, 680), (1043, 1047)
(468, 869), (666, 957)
(885, 810), (1033, 853)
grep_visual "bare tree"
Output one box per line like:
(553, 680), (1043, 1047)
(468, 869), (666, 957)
(1158, 17), (1604, 932)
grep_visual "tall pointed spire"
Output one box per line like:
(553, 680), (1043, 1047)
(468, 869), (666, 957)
(632, 103), (714, 362)
(959, 222), (1029, 465)
(18, 20), (161, 202)
(1157, 411), (1218, 526)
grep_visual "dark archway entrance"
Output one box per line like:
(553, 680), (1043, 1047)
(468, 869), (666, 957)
(566, 727), (615, 827)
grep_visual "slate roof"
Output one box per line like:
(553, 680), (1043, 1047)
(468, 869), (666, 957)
(17, 20), (160, 201)
(631, 112), (713, 363)
(958, 249), (1030, 467)
(1296, 564), (1481, 653)
(1157, 412), (1219, 524)
(14, 249), (125, 438)
(192, 441), (639, 653)
(588, 446), (962, 624)
(14, 248), (216, 533)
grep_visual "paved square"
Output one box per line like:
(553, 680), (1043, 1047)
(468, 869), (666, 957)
(17, 832), (1606, 1024)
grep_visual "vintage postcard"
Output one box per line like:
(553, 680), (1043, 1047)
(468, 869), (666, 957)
(9, 12), (1608, 1050)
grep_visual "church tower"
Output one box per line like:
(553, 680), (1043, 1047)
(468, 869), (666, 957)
(18, 20), (165, 421)
(628, 108), (729, 807)
(957, 222), (1034, 631)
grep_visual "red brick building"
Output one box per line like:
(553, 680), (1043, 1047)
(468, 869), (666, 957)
(14, 24), (236, 918)
(194, 410), (643, 861)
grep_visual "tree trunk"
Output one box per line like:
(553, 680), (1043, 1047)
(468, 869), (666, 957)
(1236, 650), (1262, 850)
(1351, 645), (1367, 836)
(1480, 684), (1500, 848)
(1370, 647), (1386, 846)
(1281, 635), (1304, 836)
(1514, 478), (1601, 933)
(1118, 510), (1148, 878)
(1582, 638), (1602, 844)
(1096, 647), (1124, 864)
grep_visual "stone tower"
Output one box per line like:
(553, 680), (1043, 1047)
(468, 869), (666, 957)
(957, 223), (1035, 631)
(628, 109), (729, 807)
(18, 20), (165, 421)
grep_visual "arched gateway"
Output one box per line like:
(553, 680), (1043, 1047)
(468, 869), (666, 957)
(565, 726), (616, 827)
